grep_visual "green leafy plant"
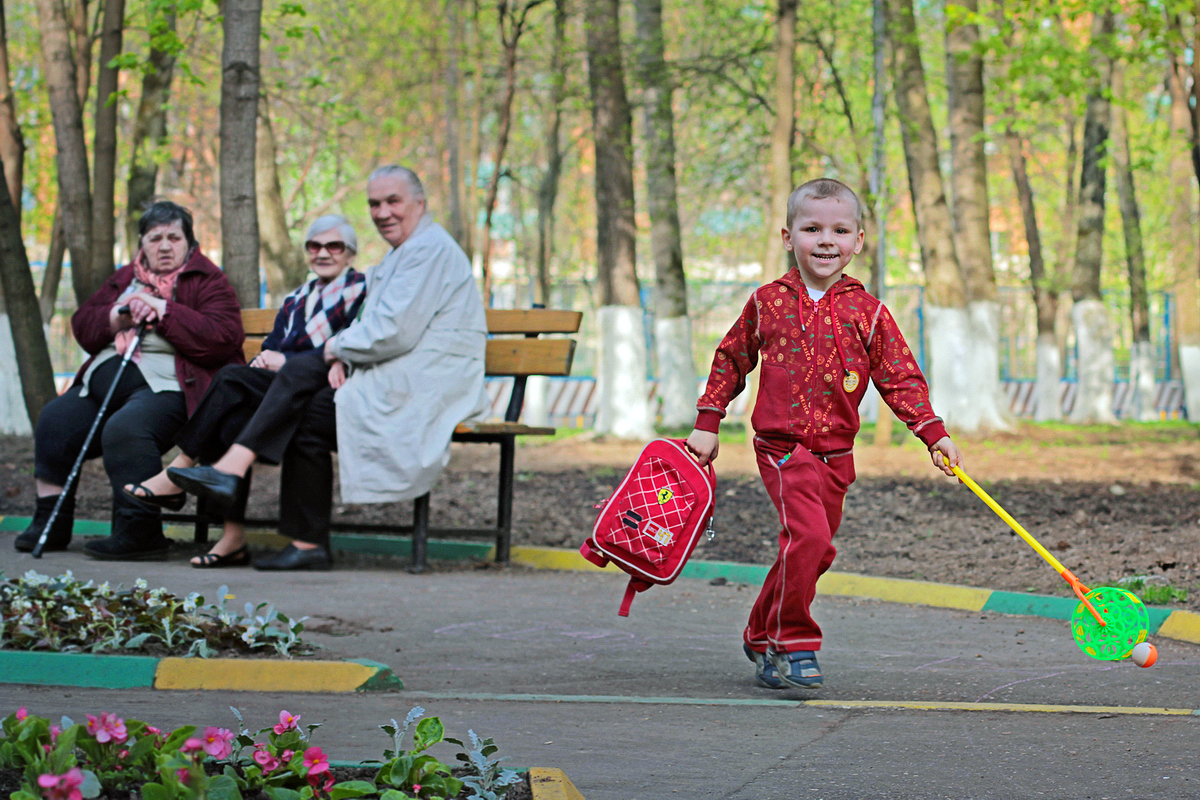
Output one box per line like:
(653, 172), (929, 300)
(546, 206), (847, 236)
(444, 731), (521, 800)
(374, 708), (463, 800)
(1113, 575), (1189, 605)
(0, 571), (310, 657)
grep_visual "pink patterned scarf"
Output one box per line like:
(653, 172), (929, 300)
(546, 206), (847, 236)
(113, 248), (190, 360)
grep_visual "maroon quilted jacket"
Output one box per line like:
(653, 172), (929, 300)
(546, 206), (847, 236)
(70, 248), (246, 414)
(695, 269), (948, 453)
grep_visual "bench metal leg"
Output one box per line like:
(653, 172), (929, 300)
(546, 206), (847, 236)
(194, 497), (210, 544)
(409, 492), (430, 574)
(496, 436), (514, 564)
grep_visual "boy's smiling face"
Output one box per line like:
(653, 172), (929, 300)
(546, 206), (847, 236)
(781, 195), (865, 291)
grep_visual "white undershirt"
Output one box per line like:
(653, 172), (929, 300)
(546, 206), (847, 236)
(807, 286), (826, 302)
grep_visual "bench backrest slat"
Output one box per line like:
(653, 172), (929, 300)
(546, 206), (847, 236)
(485, 309), (582, 334)
(485, 338), (575, 377)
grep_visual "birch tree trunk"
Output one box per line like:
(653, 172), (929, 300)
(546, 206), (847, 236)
(586, 0), (651, 440)
(1111, 64), (1154, 422)
(125, 10), (176, 248)
(534, 0), (566, 308)
(945, 0), (1007, 431)
(886, 0), (969, 427)
(90, 0), (124, 278)
(35, 0), (94, 304)
(1068, 10), (1116, 424)
(765, 0), (797, 279)
(219, 0), (263, 308)
(634, 0), (695, 428)
(1165, 37), (1200, 420)
(256, 95), (307, 300)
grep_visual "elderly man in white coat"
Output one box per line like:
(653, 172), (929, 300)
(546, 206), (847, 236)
(168, 165), (489, 570)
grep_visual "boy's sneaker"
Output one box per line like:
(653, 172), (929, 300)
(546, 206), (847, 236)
(743, 643), (784, 689)
(766, 648), (823, 689)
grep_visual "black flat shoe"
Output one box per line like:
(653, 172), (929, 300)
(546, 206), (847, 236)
(122, 482), (187, 511)
(83, 535), (171, 561)
(253, 544), (332, 571)
(167, 465), (243, 510)
(191, 545), (251, 569)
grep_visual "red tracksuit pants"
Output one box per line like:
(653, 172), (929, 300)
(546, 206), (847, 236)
(744, 437), (856, 654)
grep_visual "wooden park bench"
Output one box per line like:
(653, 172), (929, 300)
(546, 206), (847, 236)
(173, 306), (582, 572)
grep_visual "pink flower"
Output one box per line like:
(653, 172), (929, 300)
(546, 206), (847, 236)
(36, 768), (84, 800)
(281, 748), (295, 764)
(273, 710), (301, 735)
(15, 707), (27, 721)
(49, 724), (61, 744)
(145, 726), (162, 736)
(252, 744), (281, 773)
(176, 767), (190, 785)
(306, 770), (335, 794)
(85, 712), (127, 744)
(302, 746), (329, 775)
(201, 726), (234, 760)
(181, 738), (204, 754)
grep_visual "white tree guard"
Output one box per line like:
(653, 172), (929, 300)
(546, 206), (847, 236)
(0, 314), (32, 435)
(1179, 344), (1200, 422)
(594, 305), (654, 440)
(1034, 332), (1062, 422)
(1128, 340), (1158, 422)
(962, 300), (1013, 431)
(1068, 299), (1117, 423)
(923, 305), (973, 430)
(654, 314), (698, 429)
(521, 375), (550, 427)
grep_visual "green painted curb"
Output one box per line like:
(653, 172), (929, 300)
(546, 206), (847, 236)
(0, 517), (109, 536)
(680, 559), (770, 585)
(347, 658), (405, 692)
(0, 651), (159, 689)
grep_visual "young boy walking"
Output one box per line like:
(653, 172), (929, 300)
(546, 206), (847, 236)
(686, 178), (963, 690)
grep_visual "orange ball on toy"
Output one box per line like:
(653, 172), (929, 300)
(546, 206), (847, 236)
(1131, 642), (1157, 668)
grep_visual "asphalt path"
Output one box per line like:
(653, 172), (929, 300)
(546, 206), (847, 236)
(2, 544), (1199, 799)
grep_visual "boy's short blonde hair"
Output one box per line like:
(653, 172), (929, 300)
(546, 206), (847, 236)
(786, 178), (864, 229)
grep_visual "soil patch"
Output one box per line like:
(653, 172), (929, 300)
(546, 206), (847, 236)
(2, 424), (1198, 610)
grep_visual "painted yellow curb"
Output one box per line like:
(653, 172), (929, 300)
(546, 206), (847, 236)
(805, 699), (1198, 716)
(529, 767), (586, 800)
(1156, 610), (1200, 644)
(154, 658), (388, 692)
(815, 572), (991, 612)
(510, 547), (607, 572)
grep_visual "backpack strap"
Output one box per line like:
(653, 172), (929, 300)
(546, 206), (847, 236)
(580, 538), (609, 568)
(618, 577), (654, 617)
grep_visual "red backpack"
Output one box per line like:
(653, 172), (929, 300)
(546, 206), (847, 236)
(580, 439), (716, 616)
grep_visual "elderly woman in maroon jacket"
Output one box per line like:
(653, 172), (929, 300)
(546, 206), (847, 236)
(13, 201), (244, 560)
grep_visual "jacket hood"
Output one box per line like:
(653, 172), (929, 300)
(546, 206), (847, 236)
(771, 269), (865, 297)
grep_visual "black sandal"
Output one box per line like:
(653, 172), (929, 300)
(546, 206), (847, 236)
(122, 482), (187, 511)
(190, 545), (251, 569)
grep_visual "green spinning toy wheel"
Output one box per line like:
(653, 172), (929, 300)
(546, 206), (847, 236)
(950, 467), (1151, 661)
(1071, 586), (1148, 661)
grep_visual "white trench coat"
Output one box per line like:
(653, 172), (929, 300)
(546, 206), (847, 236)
(328, 214), (489, 503)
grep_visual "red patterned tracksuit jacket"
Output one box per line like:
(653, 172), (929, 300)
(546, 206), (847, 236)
(695, 269), (948, 654)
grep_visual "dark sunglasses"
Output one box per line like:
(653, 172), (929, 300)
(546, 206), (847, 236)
(305, 240), (347, 255)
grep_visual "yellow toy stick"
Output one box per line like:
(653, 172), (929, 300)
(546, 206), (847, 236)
(950, 465), (1105, 627)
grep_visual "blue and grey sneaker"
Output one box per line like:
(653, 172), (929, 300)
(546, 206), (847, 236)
(766, 648), (823, 689)
(743, 643), (785, 689)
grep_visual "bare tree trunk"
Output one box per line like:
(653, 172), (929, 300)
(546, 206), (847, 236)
(634, 0), (694, 428)
(90, 0), (124, 280)
(534, 0), (567, 308)
(869, 0), (892, 446)
(40, 210), (66, 322)
(886, 0), (969, 427)
(1111, 63), (1153, 422)
(1069, 9), (1116, 424)
(35, 0), (94, 304)
(586, 0), (651, 440)
(219, 0), (263, 308)
(444, 0), (467, 249)
(480, 1), (543, 305)
(766, 0), (797, 279)
(0, 0), (22, 209)
(256, 95), (307, 300)
(70, 0), (90, 109)
(125, 9), (176, 248)
(0, 155), (57, 430)
(945, 0), (1007, 432)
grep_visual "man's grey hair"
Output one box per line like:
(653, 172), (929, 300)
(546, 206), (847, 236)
(305, 214), (358, 254)
(368, 164), (426, 201)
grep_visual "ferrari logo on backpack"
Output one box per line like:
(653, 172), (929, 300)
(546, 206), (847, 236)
(656, 487), (674, 504)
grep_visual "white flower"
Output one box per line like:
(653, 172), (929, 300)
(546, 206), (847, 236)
(18, 612), (35, 626)
(62, 606), (79, 622)
(183, 594), (200, 613)
(21, 570), (50, 586)
(96, 582), (113, 597)
(240, 627), (260, 645)
(134, 578), (149, 591)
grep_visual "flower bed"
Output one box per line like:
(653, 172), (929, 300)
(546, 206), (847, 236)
(0, 706), (531, 800)
(0, 571), (310, 658)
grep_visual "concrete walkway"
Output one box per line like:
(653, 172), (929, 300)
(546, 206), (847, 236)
(2, 543), (1199, 799)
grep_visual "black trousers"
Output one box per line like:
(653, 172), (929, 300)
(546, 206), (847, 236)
(34, 356), (187, 541)
(279, 383), (338, 547)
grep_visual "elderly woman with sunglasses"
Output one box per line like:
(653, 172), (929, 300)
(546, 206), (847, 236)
(124, 214), (366, 567)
